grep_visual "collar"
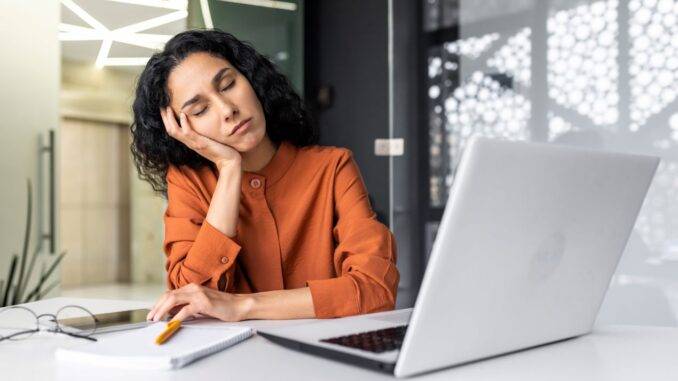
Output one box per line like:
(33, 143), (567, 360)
(242, 140), (297, 189)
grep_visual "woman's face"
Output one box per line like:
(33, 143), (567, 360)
(166, 52), (266, 152)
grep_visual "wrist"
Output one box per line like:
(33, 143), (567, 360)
(236, 294), (256, 320)
(215, 158), (241, 173)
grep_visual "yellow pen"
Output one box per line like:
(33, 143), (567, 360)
(155, 319), (182, 345)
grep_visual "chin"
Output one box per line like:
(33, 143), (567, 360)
(232, 130), (265, 153)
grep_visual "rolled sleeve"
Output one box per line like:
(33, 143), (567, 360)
(307, 149), (399, 318)
(175, 220), (241, 287)
(307, 276), (360, 318)
(163, 166), (241, 291)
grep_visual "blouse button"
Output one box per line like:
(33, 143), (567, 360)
(220, 256), (229, 264)
(250, 178), (262, 189)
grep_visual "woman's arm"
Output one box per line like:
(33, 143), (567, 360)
(162, 106), (243, 238)
(305, 149), (399, 318)
(161, 107), (244, 290)
(147, 284), (315, 322)
(163, 165), (243, 291)
(246, 287), (315, 320)
(206, 161), (241, 237)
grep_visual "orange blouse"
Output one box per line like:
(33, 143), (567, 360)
(162, 141), (399, 318)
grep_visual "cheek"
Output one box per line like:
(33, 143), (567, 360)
(191, 114), (222, 138)
(239, 83), (264, 114)
(250, 92), (264, 115)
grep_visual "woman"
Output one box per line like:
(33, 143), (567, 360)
(131, 29), (399, 323)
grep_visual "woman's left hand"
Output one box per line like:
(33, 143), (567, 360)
(146, 283), (252, 322)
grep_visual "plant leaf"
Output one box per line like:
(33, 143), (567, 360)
(39, 251), (66, 287)
(13, 179), (32, 305)
(2, 255), (18, 307)
(18, 243), (43, 305)
(24, 261), (46, 303)
(37, 261), (46, 297)
(23, 251), (66, 303)
(37, 280), (60, 300)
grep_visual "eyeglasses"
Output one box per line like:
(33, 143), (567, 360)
(0, 305), (99, 343)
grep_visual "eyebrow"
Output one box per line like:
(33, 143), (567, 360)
(180, 67), (231, 110)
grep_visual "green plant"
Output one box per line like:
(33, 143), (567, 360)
(1, 179), (66, 307)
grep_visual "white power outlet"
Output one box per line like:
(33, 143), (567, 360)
(374, 138), (404, 156)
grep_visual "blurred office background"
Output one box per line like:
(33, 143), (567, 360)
(0, 0), (676, 326)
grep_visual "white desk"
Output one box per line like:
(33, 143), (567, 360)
(1, 297), (678, 381)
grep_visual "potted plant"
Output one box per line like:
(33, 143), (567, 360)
(1, 180), (66, 307)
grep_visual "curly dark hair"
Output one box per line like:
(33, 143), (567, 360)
(130, 29), (318, 197)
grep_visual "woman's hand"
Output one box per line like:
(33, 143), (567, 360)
(146, 283), (253, 323)
(162, 107), (241, 237)
(160, 106), (241, 170)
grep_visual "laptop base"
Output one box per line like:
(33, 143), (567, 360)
(258, 331), (396, 374)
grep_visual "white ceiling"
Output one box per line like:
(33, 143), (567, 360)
(60, 0), (187, 71)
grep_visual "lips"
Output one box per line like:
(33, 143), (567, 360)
(230, 118), (252, 136)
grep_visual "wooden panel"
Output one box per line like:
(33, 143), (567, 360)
(59, 117), (130, 287)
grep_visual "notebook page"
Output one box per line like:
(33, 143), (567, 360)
(55, 323), (252, 370)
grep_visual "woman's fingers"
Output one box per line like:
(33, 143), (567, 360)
(168, 304), (184, 316)
(171, 304), (195, 323)
(160, 107), (175, 136)
(147, 286), (184, 321)
(178, 112), (211, 151)
(159, 106), (241, 167)
(148, 292), (171, 321)
(151, 290), (190, 322)
(149, 283), (209, 322)
(147, 285), (245, 323)
(178, 112), (190, 132)
(169, 107), (184, 135)
(161, 106), (188, 139)
(147, 290), (171, 320)
(161, 107), (202, 149)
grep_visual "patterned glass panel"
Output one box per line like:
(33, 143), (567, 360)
(425, 0), (678, 325)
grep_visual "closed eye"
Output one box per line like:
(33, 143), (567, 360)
(220, 80), (235, 92)
(192, 80), (235, 117)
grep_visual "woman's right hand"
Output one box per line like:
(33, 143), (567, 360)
(161, 106), (241, 238)
(160, 106), (241, 170)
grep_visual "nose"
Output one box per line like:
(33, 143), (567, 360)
(218, 97), (238, 122)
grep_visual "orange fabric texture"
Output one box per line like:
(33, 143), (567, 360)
(163, 141), (399, 318)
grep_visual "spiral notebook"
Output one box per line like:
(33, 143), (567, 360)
(55, 323), (253, 370)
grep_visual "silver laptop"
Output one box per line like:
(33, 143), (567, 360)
(258, 137), (659, 378)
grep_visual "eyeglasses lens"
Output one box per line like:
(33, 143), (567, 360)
(0, 307), (37, 341)
(56, 306), (97, 336)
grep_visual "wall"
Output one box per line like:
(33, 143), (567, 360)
(61, 60), (139, 125)
(60, 59), (166, 287)
(304, 0), (391, 225)
(0, 1), (60, 300)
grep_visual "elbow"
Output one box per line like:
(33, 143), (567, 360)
(364, 287), (397, 314)
(358, 274), (399, 315)
(166, 268), (181, 290)
(166, 263), (194, 290)
(376, 264), (399, 312)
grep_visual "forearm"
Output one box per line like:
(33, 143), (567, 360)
(205, 162), (241, 237)
(242, 287), (316, 320)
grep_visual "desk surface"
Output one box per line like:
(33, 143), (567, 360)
(1, 297), (678, 381)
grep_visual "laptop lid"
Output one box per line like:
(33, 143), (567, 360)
(395, 137), (659, 378)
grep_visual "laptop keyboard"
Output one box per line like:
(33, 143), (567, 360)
(320, 325), (408, 353)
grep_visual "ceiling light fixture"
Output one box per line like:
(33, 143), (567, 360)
(200, 0), (214, 28)
(105, 0), (187, 10)
(218, 0), (297, 11)
(59, 0), (187, 67)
